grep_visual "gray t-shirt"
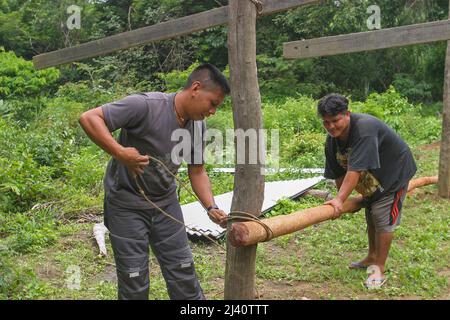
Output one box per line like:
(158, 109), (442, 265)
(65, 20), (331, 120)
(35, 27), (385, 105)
(324, 113), (417, 203)
(101, 92), (205, 209)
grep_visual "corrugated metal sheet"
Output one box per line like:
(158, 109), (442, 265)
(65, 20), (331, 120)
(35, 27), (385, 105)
(181, 176), (324, 240)
(178, 167), (324, 174)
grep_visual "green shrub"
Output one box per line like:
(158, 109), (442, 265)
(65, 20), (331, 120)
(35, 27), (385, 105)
(55, 80), (122, 107)
(265, 196), (323, 218)
(0, 258), (54, 299)
(282, 132), (325, 168)
(263, 96), (323, 135)
(0, 155), (57, 213)
(351, 86), (415, 122)
(204, 97), (233, 132)
(0, 98), (47, 126)
(26, 98), (93, 171)
(158, 62), (200, 92)
(56, 82), (98, 103)
(6, 209), (58, 254)
(393, 73), (432, 103)
(396, 114), (442, 147)
(0, 49), (60, 99)
(352, 87), (441, 146)
(64, 146), (107, 194)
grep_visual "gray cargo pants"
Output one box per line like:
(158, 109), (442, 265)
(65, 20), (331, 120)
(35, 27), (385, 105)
(104, 200), (205, 300)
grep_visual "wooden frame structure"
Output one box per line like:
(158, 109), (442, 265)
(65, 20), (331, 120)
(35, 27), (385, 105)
(33, 0), (449, 300)
(33, 0), (320, 300)
(33, 0), (319, 70)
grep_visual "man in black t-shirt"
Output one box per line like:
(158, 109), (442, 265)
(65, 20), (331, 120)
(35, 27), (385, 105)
(318, 93), (417, 289)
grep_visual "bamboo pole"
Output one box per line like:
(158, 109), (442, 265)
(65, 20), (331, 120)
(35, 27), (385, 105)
(228, 176), (438, 247)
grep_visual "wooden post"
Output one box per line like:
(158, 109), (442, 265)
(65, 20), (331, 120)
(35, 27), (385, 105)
(438, 3), (450, 198)
(224, 0), (265, 300)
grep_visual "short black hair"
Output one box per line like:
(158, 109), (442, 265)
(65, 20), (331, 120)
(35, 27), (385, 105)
(317, 93), (349, 117)
(184, 63), (230, 95)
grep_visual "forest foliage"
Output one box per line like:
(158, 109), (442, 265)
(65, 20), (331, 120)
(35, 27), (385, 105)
(1, 0), (449, 100)
(0, 0), (447, 299)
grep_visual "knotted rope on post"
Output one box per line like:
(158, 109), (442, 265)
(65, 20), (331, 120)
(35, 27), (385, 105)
(249, 0), (263, 16)
(134, 155), (274, 251)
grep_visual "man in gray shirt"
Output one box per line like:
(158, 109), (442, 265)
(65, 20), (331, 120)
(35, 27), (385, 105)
(318, 93), (416, 289)
(79, 64), (229, 300)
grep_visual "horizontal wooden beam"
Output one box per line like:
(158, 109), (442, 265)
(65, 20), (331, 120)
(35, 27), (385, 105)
(260, 0), (319, 16)
(33, 0), (319, 69)
(284, 19), (450, 59)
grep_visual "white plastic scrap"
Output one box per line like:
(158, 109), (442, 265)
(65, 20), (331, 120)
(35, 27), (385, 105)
(93, 222), (108, 256)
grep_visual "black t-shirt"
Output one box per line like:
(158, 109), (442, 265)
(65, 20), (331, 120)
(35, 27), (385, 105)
(324, 113), (417, 202)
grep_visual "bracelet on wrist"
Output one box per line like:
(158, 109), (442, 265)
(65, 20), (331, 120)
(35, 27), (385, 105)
(207, 204), (219, 212)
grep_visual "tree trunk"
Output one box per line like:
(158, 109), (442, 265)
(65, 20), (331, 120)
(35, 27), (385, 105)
(224, 0), (264, 300)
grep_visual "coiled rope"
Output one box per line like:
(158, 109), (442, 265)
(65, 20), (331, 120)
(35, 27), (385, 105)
(134, 155), (274, 253)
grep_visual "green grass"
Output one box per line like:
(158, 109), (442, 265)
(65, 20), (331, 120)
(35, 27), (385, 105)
(0, 145), (448, 300)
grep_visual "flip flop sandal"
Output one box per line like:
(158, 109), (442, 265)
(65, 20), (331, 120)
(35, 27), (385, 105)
(364, 265), (387, 289)
(364, 276), (387, 289)
(349, 261), (369, 270)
